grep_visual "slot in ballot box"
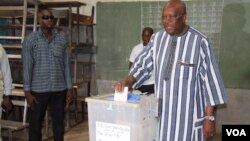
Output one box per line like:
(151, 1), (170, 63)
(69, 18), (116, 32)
(85, 94), (158, 141)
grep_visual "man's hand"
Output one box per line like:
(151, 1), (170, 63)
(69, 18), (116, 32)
(113, 81), (129, 93)
(66, 89), (73, 104)
(203, 119), (216, 140)
(113, 75), (136, 93)
(1, 96), (13, 112)
(203, 106), (216, 140)
(64, 89), (73, 112)
(24, 91), (38, 110)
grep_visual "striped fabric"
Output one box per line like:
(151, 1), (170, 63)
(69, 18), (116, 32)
(22, 29), (72, 92)
(165, 36), (177, 80)
(130, 26), (228, 141)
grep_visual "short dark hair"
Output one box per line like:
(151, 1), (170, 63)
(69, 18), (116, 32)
(142, 27), (154, 35)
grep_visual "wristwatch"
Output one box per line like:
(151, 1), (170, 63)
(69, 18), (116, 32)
(204, 115), (215, 121)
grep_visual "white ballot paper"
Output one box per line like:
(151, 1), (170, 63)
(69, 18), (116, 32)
(114, 86), (128, 102)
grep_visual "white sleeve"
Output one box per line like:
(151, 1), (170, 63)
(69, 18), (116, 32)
(0, 46), (13, 95)
(129, 46), (137, 63)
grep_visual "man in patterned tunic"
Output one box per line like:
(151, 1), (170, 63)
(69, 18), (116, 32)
(114, 0), (228, 141)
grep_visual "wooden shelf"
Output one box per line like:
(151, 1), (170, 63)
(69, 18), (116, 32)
(2, 44), (22, 49)
(42, 1), (86, 8)
(71, 44), (96, 52)
(0, 24), (36, 29)
(0, 0), (40, 6)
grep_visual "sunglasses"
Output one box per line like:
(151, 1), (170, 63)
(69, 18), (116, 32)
(42, 15), (54, 20)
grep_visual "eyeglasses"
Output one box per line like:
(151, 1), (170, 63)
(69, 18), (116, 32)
(162, 14), (183, 21)
(42, 15), (54, 20)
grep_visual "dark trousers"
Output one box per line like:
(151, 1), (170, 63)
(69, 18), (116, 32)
(29, 90), (67, 141)
(136, 84), (155, 94)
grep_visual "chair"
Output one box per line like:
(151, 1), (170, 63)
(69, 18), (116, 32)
(1, 97), (29, 141)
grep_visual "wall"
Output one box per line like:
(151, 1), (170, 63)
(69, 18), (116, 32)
(40, 0), (169, 23)
(219, 1), (250, 89)
(41, 0), (250, 29)
(96, 1), (224, 81)
(216, 89), (250, 138)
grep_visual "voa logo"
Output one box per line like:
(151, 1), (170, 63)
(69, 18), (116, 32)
(226, 129), (246, 136)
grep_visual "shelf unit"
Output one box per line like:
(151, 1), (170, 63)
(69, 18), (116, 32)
(0, 0), (40, 87)
(0, 0), (96, 130)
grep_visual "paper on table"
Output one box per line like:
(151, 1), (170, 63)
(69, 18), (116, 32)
(114, 87), (128, 102)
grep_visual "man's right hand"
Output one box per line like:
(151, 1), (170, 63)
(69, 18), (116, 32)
(1, 96), (13, 113)
(113, 75), (136, 93)
(24, 91), (38, 110)
(113, 81), (128, 93)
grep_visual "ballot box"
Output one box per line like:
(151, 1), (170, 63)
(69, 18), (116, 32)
(85, 94), (158, 141)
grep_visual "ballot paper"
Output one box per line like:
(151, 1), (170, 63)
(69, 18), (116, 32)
(114, 87), (128, 102)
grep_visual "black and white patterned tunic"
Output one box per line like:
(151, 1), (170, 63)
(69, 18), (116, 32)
(130, 26), (228, 141)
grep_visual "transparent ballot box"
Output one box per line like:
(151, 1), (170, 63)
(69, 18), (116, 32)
(85, 94), (158, 141)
